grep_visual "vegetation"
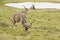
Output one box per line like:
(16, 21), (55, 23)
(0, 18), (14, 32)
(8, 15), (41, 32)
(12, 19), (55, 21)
(0, 0), (60, 40)
(0, 0), (60, 4)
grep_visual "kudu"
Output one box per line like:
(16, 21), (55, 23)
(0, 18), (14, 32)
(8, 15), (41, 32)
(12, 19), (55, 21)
(10, 6), (35, 30)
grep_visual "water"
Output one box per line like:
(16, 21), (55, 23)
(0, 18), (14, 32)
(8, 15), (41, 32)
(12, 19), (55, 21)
(4, 2), (60, 9)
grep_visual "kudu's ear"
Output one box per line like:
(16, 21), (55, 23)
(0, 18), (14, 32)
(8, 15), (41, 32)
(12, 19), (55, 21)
(23, 5), (28, 11)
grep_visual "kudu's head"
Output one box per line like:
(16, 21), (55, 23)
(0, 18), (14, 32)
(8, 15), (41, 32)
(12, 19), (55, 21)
(23, 20), (35, 31)
(27, 19), (35, 30)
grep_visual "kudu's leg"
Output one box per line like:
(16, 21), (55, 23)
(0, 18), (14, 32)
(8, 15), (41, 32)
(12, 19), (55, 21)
(11, 20), (16, 27)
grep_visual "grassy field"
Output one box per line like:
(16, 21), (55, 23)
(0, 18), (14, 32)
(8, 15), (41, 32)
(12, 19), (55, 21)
(0, 0), (60, 40)
(1, 0), (60, 4)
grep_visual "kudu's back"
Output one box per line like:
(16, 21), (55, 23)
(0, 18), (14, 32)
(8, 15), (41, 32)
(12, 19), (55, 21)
(11, 12), (21, 22)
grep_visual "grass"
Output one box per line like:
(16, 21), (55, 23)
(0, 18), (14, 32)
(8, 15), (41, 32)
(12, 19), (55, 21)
(0, 0), (60, 40)
(0, 0), (60, 4)
(0, 5), (60, 40)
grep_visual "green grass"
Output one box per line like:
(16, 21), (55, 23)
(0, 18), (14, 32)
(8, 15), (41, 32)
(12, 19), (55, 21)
(0, 0), (60, 4)
(0, 0), (60, 40)
(0, 5), (60, 40)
